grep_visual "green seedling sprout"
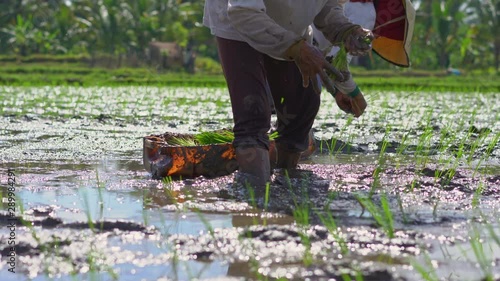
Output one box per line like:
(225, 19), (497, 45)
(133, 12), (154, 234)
(95, 169), (105, 231)
(314, 190), (350, 256)
(411, 251), (439, 281)
(473, 132), (499, 178)
(459, 225), (496, 281)
(246, 184), (260, 226)
(396, 194), (409, 225)
(263, 182), (271, 226)
(471, 182), (485, 210)
(355, 193), (395, 238)
(371, 125), (391, 196)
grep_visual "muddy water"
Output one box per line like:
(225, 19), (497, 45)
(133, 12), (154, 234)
(0, 86), (499, 280)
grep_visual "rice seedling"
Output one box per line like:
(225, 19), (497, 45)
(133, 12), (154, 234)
(415, 126), (434, 168)
(76, 188), (120, 280)
(433, 125), (458, 179)
(467, 129), (490, 164)
(315, 209), (349, 255)
(263, 182), (271, 226)
(395, 131), (410, 156)
(293, 202), (311, 227)
(95, 169), (105, 231)
(411, 252), (439, 281)
(161, 176), (177, 199)
(195, 209), (215, 237)
(289, 175), (313, 227)
(371, 125), (391, 193)
(246, 184), (260, 226)
(18, 198), (42, 252)
(80, 189), (96, 233)
(276, 173), (317, 267)
(297, 231), (314, 267)
(471, 182), (485, 209)
(485, 218), (500, 248)
(452, 128), (474, 161)
(142, 196), (151, 227)
(355, 193), (395, 238)
(396, 194), (409, 225)
(85, 247), (119, 281)
(331, 44), (349, 77)
(472, 132), (500, 177)
(341, 269), (365, 281)
(321, 115), (354, 155)
(461, 225), (497, 281)
(432, 200), (439, 222)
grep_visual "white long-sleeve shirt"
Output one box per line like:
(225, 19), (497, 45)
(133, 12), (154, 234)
(203, 0), (356, 59)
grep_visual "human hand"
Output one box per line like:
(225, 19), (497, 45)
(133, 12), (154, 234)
(343, 26), (374, 56)
(350, 92), (367, 117)
(334, 90), (367, 118)
(285, 40), (346, 94)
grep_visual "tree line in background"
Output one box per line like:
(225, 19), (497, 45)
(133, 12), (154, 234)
(0, 0), (499, 72)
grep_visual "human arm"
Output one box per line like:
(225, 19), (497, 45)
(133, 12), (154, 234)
(227, 0), (345, 92)
(227, 0), (302, 59)
(314, 1), (374, 56)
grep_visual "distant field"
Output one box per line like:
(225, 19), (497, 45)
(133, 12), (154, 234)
(1, 62), (499, 92)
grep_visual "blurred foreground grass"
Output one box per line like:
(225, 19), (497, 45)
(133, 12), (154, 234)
(1, 62), (499, 92)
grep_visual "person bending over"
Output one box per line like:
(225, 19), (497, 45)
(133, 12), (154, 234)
(203, 0), (373, 187)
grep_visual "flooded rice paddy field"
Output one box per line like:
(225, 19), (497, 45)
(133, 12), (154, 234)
(0, 86), (499, 281)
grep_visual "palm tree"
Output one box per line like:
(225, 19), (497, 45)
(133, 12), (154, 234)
(466, 0), (500, 71)
(431, 1), (468, 68)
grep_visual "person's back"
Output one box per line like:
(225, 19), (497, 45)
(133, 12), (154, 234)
(204, 0), (360, 59)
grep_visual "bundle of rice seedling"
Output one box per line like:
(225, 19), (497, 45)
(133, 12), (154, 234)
(329, 34), (373, 81)
(195, 131), (235, 145)
(167, 136), (197, 146)
(329, 43), (349, 81)
(268, 131), (279, 140)
(168, 130), (280, 146)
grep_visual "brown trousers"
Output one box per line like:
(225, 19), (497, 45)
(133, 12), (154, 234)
(217, 37), (320, 152)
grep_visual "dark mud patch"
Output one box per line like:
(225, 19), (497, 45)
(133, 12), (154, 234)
(1, 207), (154, 234)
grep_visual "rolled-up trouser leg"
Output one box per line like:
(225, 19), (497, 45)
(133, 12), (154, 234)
(216, 37), (271, 184)
(263, 56), (321, 154)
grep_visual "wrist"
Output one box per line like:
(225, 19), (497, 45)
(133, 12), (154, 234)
(284, 39), (306, 60)
(341, 25), (362, 42)
(332, 86), (339, 97)
(348, 85), (361, 97)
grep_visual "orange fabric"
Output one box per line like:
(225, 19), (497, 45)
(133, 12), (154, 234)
(372, 37), (409, 67)
(371, 0), (414, 67)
